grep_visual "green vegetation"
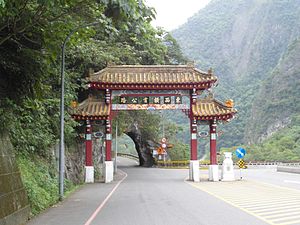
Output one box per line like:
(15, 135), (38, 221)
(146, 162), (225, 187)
(18, 155), (58, 216)
(222, 115), (300, 162)
(173, 0), (300, 161)
(0, 0), (189, 216)
(17, 153), (79, 216)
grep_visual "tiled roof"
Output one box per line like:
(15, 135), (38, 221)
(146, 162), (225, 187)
(71, 96), (237, 121)
(71, 97), (110, 118)
(88, 65), (217, 85)
(192, 98), (237, 119)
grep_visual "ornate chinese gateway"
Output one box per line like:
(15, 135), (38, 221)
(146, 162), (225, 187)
(71, 64), (237, 183)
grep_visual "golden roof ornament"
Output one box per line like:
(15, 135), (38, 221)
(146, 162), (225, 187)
(225, 99), (234, 108)
(70, 100), (78, 108)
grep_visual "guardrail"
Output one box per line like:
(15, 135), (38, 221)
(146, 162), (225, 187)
(117, 153), (139, 161)
(156, 160), (213, 168)
(156, 161), (300, 168)
(116, 154), (300, 168)
(279, 162), (300, 166)
(156, 160), (190, 168)
(247, 162), (300, 166)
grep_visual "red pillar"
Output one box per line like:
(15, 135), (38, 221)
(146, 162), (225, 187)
(105, 119), (112, 161)
(105, 89), (112, 161)
(190, 88), (198, 160)
(210, 119), (217, 165)
(190, 117), (198, 160)
(85, 120), (93, 166)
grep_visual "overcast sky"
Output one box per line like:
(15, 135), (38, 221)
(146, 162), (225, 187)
(145, 0), (211, 31)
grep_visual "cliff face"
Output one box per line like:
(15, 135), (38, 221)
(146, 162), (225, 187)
(172, 0), (300, 146)
(245, 39), (300, 143)
(126, 123), (156, 167)
(0, 134), (30, 225)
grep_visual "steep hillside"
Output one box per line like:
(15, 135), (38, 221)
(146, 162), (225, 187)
(246, 38), (300, 143)
(174, 0), (300, 81)
(172, 0), (300, 149)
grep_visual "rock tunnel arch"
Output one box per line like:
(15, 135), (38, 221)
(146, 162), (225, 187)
(71, 64), (237, 183)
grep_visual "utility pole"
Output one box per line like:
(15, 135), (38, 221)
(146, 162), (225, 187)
(161, 111), (165, 138)
(59, 21), (101, 201)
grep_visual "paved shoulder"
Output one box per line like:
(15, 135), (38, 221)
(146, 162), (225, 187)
(26, 172), (126, 225)
(187, 179), (300, 225)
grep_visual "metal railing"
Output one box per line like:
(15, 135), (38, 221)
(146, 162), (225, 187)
(117, 153), (139, 161)
(116, 154), (300, 168)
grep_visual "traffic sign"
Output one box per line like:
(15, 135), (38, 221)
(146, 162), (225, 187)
(235, 148), (246, 158)
(157, 147), (167, 155)
(161, 143), (167, 149)
(237, 159), (246, 169)
(161, 138), (166, 143)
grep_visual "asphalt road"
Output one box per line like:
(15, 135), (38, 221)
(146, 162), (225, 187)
(92, 158), (267, 225)
(27, 158), (300, 225)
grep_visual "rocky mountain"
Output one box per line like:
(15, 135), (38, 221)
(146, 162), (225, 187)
(172, 0), (300, 155)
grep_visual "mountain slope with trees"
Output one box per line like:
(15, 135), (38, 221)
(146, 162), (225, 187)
(172, 0), (300, 160)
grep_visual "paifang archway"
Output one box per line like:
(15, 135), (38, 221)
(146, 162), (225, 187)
(71, 64), (237, 183)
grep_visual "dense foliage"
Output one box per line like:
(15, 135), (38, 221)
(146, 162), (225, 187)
(0, 0), (184, 155)
(0, 0), (187, 215)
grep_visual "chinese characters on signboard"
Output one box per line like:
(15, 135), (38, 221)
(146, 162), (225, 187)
(119, 96), (182, 104)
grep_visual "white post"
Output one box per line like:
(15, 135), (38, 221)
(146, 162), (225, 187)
(209, 165), (219, 182)
(104, 161), (114, 183)
(189, 160), (200, 182)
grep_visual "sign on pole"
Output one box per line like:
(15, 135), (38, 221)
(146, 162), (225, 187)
(237, 159), (246, 169)
(235, 147), (246, 159)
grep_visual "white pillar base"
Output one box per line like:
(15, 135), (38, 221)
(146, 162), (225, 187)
(85, 166), (94, 183)
(222, 172), (235, 181)
(189, 160), (200, 182)
(209, 165), (219, 182)
(104, 161), (114, 183)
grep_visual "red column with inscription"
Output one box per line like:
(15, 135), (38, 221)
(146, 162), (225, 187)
(85, 120), (93, 166)
(189, 88), (199, 182)
(105, 118), (112, 161)
(190, 88), (198, 160)
(210, 119), (217, 165)
(105, 89), (112, 161)
(190, 117), (198, 160)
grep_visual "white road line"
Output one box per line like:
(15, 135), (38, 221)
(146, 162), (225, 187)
(264, 211), (300, 220)
(284, 180), (300, 185)
(84, 170), (128, 225)
(272, 214), (300, 223)
(186, 179), (300, 225)
(244, 201), (300, 210)
(278, 219), (300, 225)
